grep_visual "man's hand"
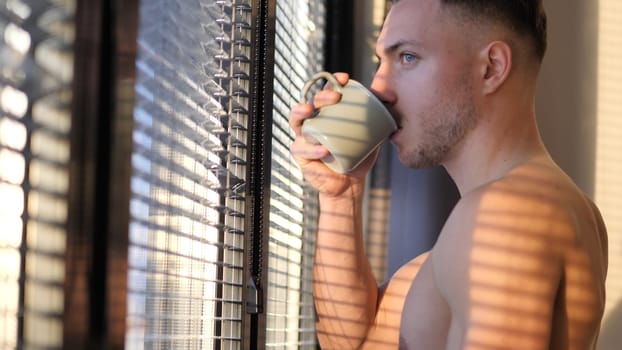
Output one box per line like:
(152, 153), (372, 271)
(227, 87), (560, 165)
(289, 72), (379, 198)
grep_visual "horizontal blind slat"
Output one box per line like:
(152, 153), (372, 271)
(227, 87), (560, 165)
(267, 1), (326, 348)
(126, 0), (251, 348)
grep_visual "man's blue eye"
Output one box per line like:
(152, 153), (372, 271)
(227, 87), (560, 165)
(401, 53), (417, 63)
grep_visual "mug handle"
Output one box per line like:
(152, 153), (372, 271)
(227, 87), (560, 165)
(300, 71), (343, 104)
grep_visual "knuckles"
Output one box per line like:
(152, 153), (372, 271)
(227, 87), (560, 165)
(312, 90), (341, 108)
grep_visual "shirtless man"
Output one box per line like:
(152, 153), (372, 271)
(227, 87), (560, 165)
(289, 0), (608, 349)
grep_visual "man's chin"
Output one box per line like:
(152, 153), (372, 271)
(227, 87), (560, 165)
(395, 148), (444, 169)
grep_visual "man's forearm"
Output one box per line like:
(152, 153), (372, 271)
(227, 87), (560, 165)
(313, 191), (379, 349)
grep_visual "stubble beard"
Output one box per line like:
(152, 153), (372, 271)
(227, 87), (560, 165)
(400, 79), (478, 169)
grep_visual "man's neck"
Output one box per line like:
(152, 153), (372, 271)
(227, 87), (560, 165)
(442, 109), (548, 196)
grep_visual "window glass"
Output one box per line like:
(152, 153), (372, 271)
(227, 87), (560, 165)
(126, 1), (251, 348)
(0, 0), (75, 348)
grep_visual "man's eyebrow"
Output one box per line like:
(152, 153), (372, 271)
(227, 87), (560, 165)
(375, 39), (423, 58)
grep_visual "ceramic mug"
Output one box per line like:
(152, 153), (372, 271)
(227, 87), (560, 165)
(300, 71), (397, 173)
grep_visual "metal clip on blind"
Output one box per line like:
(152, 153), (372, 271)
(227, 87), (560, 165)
(126, 0), (253, 348)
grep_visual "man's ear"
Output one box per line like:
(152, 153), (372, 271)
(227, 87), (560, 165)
(479, 41), (512, 95)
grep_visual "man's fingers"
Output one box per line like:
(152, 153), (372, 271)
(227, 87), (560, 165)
(291, 136), (330, 160)
(333, 72), (349, 86)
(289, 72), (349, 136)
(289, 103), (314, 136)
(313, 73), (348, 107)
(312, 89), (341, 109)
(288, 90), (341, 136)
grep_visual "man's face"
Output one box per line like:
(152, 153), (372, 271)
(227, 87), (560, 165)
(372, 0), (480, 168)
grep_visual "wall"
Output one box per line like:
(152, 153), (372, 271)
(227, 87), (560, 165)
(594, 1), (622, 349)
(536, 0), (599, 196)
(536, 1), (622, 348)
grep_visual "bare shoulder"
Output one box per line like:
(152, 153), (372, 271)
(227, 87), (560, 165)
(434, 156), (608, 289)
(442, 157), (607, 252)
(479, 158), (607, 255)
(431, 157), (608, 348)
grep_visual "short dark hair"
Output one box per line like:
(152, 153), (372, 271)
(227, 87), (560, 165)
(443, 0), (547, 61)
(394, 0), (548, 62)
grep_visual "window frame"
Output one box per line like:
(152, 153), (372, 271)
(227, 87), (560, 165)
(64, 0), (277, 348)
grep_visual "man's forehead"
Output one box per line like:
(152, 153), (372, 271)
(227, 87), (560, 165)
(389, 0), (441, 14)
(377, 0), (442, 50)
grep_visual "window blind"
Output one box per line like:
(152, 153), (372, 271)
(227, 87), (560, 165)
(0, 0), (75, 349)
(126, 0), (251, 348)
(267, 1), (326, 348)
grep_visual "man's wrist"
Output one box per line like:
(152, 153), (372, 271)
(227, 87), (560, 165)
(318, 183), (365, 203)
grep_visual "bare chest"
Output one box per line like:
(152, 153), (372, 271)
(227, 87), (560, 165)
(399, 258), (452, 350)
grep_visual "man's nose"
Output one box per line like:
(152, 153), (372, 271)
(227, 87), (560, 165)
(370, 69), (396, 106)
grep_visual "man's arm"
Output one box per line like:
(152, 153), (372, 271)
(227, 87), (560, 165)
(313, 190), (379, 349)
(288, 73), (382, 348)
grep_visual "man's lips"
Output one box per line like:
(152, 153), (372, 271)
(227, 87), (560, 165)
(391, 116), (402, 133)
(389, 126), (402, 141)
(387, 110), (401, 140)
